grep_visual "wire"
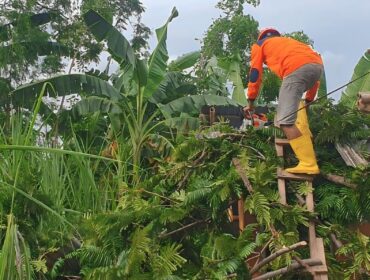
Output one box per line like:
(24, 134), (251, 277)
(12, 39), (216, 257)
(277, 70), (370, 123)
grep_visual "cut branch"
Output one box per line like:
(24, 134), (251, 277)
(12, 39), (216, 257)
(293, 256), (315, 277)
(159, 218), (210, 239)
(250, 241), (307, 274)
(322, 173), (357, 189)
(252, 258), (322, 280)
(232, 158), (254, 194)
(178, 149), (207, 189)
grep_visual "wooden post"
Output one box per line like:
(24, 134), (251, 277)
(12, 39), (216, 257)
(278, 178), (287, 205)
(209, 107), (216, 125)
(238, 198), (245, 232)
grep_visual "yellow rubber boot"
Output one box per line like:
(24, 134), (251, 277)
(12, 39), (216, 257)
(285, 134), (320, 174)
(295, 101), (312, 138)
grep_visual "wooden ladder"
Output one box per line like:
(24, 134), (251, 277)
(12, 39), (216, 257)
(275, 138), (328, 279)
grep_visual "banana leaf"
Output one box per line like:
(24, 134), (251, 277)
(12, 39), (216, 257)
(150, 72), (197, 105)
(11, 74), (123, 109)
(159, 94), (242, 117)
(164, 115), (200, 131)
(83, 10), (136, 67)
(168, 51), (200, 72)
(228, 60), (247, 105)
(72, 96), (122, 116)
(143, 7), (179, 100)
(340, 50), (370, 107)
(217, 55), (247, 105)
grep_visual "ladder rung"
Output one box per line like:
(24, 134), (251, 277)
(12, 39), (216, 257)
(306, 265), (328, 273)
(275, 138), (290, 145)
(277, 168), (314, 182)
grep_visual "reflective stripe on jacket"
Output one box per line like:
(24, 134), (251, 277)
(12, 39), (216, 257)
(247, 37), (323, 101)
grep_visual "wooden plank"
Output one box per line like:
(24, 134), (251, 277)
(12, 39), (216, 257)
(315, 238), (327, 266)
(277, 168), (314, 182)
(275, 138), (290, 145)
(274, 138), (288, 157)
(306, 265), (328, 274)
(307, 240), (328, 278)
(275, 143), (284, 157)
(278, 178), (287, 205)
(313, 237), (328, 280)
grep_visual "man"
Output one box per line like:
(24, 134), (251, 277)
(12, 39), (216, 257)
(245, 28), (323, 174)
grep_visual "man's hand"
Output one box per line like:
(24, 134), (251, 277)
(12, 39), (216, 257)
(243, 99), (255, 113)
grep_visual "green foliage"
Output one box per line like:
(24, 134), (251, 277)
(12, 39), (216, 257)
(0, 215), (33, 279)
(310, 99), (370, 145)
(201, 14), (258, 86)
(0, 0), (149, 85)
(285, 30), (314, 46)
(216, 0), (261, 16)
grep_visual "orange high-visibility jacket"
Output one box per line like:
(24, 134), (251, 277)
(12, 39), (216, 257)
(247, 36), (323, 102)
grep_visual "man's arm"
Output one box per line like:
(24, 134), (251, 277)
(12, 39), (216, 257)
(246, 44), (264, 102)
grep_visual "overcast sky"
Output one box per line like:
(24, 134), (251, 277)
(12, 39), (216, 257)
(139, 0), (370, 100)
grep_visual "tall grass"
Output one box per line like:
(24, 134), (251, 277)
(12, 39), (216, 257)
(0, 84), (136, 278)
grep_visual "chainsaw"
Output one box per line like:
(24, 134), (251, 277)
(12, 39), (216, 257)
(240, 108), (269, 130)
(200, 105), (271, 130)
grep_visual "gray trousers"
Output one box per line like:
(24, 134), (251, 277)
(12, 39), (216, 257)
(276, 63), (323, 125)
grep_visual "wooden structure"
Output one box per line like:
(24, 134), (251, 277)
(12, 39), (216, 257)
(228, 138), (329, 279)
(273, 138), (328, 279)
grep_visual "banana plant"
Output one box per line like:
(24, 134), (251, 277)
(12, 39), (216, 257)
(10, 8), (241, 181)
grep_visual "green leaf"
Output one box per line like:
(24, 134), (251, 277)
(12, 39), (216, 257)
(0, 42), (71, 64)
(227, 58), (247, 105)
(164, 116), (200, 131)
(0, 215), (17, 280)
(150, 72), (197, 105)
(135, 58), (148, 87)
(152, 243), (186, 278)
(143, 7), (179, 100)
(340, 50), (370, 107)
(318, 70), (327, 98)
(10, 74), (123, 109)
(73, 96), (122, 116)
(168, 51), (200, 72)
(83, 10), (136, 67)
(0, 12), (54, 42)
(159, 94), (241, 116)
